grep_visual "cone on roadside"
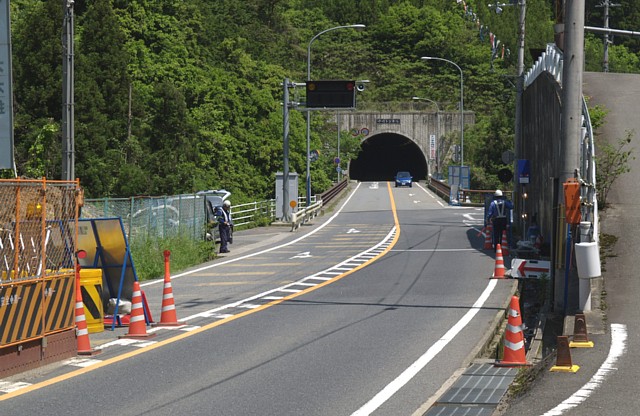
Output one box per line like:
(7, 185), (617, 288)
(501, 230), (509, 257)
(75, 270), (100, 356)
(495, 296), (529, 367)
(492, 244), (506, 279)
(152, 250), (185, 327)
(569, 313), (594, 348)
(483, 223), (493, 250)
(551, 336), (580, 372)
(119, 281), (156, 339)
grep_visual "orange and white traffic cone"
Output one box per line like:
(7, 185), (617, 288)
(119, 281), (156, 339)
(501, 230), (509, 257)
(75, 268), (100, 356)
(153, 250), (185, 327)
(483, 224), (493, 250)
(492, 244), (506, 279)
(495, 296), (529, 367)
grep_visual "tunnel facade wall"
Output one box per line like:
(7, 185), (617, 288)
(337, 111), (475, 176)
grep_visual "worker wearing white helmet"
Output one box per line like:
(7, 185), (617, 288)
(487, 189), (513, 251)
(217, 200), (233, 253)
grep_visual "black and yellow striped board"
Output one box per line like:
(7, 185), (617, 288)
(43, 275), (75, 333)
(0, 274), (74, 346)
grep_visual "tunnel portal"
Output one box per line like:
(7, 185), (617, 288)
(349, 133), (428, 182)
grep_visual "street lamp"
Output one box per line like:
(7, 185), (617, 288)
(420, 57), (464, 176)
(306, 24), (365, 206)
(489, 0), (526, 233)
(412, 97), (441, 176)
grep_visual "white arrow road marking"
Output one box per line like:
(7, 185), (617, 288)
(370, 182), (379, 189)
(291, 251), (312, 259)
(347, 228), (360, 234)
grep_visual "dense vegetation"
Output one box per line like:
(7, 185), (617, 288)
(3, 0), (639, 201)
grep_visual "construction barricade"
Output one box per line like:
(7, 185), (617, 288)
(0, 178), (82, 378)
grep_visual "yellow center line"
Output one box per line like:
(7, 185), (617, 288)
(0, 183), (401, 402)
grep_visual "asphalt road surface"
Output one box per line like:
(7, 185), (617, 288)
(0, 181), (514, 416)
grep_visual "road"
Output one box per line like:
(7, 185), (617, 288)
(0, 181), (515, 415)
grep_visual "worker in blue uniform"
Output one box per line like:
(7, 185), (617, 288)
(217, 200), (233, 253)
(486, 190), (513, 250)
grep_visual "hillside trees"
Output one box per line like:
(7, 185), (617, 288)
(6, 0), (637, 199)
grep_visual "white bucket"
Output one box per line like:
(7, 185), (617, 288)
(574, 242), (601, 278)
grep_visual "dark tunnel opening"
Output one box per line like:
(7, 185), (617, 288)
(349, 133), (429, 181)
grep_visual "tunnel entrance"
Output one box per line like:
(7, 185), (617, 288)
(349, 133), (428, 181)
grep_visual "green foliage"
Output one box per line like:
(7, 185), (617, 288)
(5, 0), (637, 203)
(595, 131), (635, 208)
(130, 234), (215, 281)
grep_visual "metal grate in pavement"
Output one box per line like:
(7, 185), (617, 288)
(423, 363), (517, 416)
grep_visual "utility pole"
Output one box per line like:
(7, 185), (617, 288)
(61, 0), (75, 181)
(597, 0), (621, 72)
(514, 0), (526, 237)
(282, 79), (291, 222)
(558, 0), (585, 311)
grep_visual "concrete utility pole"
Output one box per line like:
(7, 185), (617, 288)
(515, 0), (526, 238)
(62, 0), (75, 181)
(597, 0), (621, 73)
(560, 0), (584, 185)
(557, 0), (585, 311)
(282, 78), (291, 221)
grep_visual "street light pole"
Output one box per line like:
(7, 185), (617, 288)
(412, 97), (441, 176)
(306, 24), (365, 207)
(420, 57), (464, 177)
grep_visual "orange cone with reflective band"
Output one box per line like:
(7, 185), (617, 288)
(153, 250), (185, 327)
(119, 281), (156, 339)
(75, 267), (100, 356)
(483, 224), (493, 250)
(492, 244), (506, 279)
(501, 230), (509, 257)
(495, 296), (529, 367)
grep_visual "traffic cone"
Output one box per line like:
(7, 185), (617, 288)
(483, 224), (493, 250)
(119, 281), (156, 339)
(569, 313), (594, 348)
(492, 244), (506, 279)
(75, 269), (100, 356)
(495, 296), (529, 367)
(551, 336), (580, 372)
(501, 230), (509, 257)
(152, 250), (185, 327)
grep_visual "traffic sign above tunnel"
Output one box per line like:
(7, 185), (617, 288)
(306, 80), (356, 109)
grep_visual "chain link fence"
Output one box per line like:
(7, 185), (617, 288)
(81, 193), (278, 245)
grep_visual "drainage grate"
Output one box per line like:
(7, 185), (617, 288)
(423, 363), (517, 416)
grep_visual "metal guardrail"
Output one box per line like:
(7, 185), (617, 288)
(290, 201), (322, 231)
(320, 178), (348, 206)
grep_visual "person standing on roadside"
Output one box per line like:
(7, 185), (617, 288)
(217, 200), (233, 253)
(487, 190), (513, 250)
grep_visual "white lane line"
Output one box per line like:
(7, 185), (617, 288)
(416, 183), (444, 206)
(391, 248), (477, 252)
(351, 278), (498, 416)
(542, 323), (627, 416)
(141, 182), (363, 287)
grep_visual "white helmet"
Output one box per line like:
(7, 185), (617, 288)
(494, 190), (503, 197)
(223, 200), (231, 207)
